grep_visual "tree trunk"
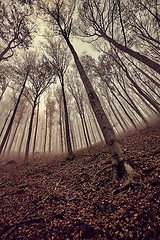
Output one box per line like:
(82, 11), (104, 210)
(63, 36), (133, 179)
(0, 70), (29, 155)
(48, 123), (52, 153)
(32, 102), (40, 155)
(44, 108), (48, 154)
(79, 113), (90, 147)
(60, 75), (74, 158)
(59, 119), (64, 154)
(109, 86), (138, 130)
(83, 112), (92, 146)
(100, 31), (160, 74)
(104, 91), (127, 133)
(86, 110), (97, 143)
(89, 108), (104, 142)
(1, 129), (12, 156)
(70, 120), (76, 151)
(7, 117), (21, 154)
(112, 76), (149, 126)
(76, 117), (84, 149)
(18, 117), (29, 155)
(131, 85), (159, 116)
(0, 109), (13, 139)
(127, 57), (160, 88)
(24, 98), (37, 163)
(110, 52), (160, 113)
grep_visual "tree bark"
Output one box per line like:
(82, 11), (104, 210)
(0, 109), (13, 139)
(63, 36), (132, 179)
(0, 70), (29, 155)
(24, 98), (37, 163)
(18, 117), (29, 155)
(32, 102), (40, 155)
(60, 75), (74, 158)
(7, 117), (21, 154)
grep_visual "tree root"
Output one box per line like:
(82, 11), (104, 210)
(113, 162), (142, 195)
(113, 180), (141, 195)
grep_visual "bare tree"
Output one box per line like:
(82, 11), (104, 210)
(0, 52), (33, 155)
(44, 38), (74, 158)
(55, 88), (65, 154)
(24, 57), (55, 163)
(38, 0), (136, 181)
(45, 96), (56, 153)
(67, 71), (92, 147)
(0, 0), (34, 62)
(79, 0), (160, 74)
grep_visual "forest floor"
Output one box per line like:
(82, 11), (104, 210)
(0, 122), (160, 240)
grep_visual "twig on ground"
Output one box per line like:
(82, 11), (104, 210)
(0, 217), (45, 239)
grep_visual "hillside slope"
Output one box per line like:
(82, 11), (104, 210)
(0, 123), (159, 240)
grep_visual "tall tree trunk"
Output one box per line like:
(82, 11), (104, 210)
(89, 107), (104, 142)
(63, 36), (133, 179)
(111, 53), (160, 113)
(24, 98), (37, 163)
(76, 117), (84, 149)
(112, 77), (149, 126)
(70, 120), (76, 151)
(2, 129), (12, 156)
(86, 110), (97, 143)
(44, 108), (48, 154)
(18, 117), (29, 155)
(131, 86), (159, 116)
(83, 112), (92, 146)
(100, 31), (160, 74)
(0, 70), (29, 155)
(59, 120), (64, 154)
(110, 87), (138, 130)
(105, 91), (127, 133)
(79, 113), (90, 147)
(32, 102), (40, 155)
(7, 117), (21, 154)
(48, 124), (52, 153)
(60, 76), (74, 158)
(127, 58), (160, 88)
(0, 109), (13, 139)
(62, 112), (67, 152)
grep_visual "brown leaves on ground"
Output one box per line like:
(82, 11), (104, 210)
(0, 124), (160, 239)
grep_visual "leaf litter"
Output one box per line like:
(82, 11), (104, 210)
(0, 124), (159, 239)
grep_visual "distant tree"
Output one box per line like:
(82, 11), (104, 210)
(32, 100), (40, 155)
(55, 88), (65, 154)
(107, 50), (160, 113)
(0, 52), (33, 155)
(45, 96), (56, 153)
(18, 112), (29, 155)
(67, 72), (92, 147)
(24, 56), (55, 163)
(44, 38), (74, 159)
(6, 96), (28, 154)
